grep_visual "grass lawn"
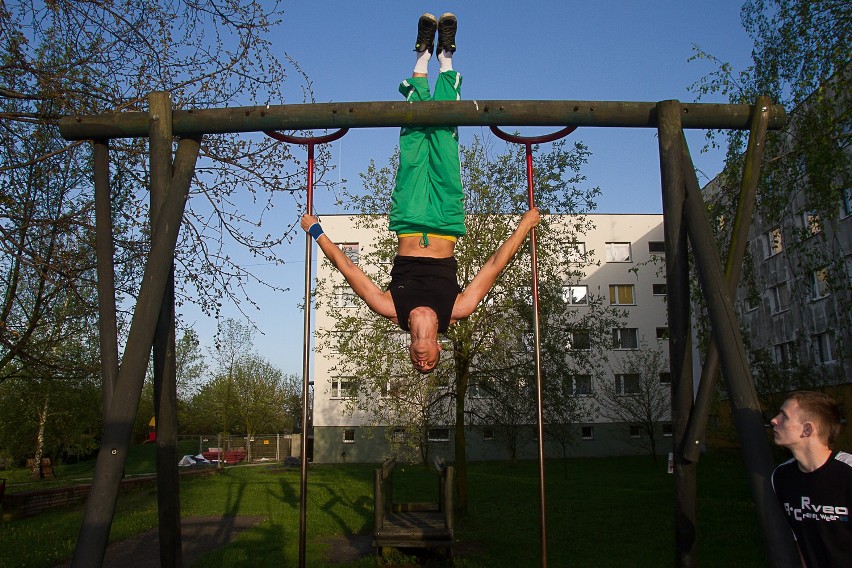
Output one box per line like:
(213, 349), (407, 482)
(0, 447), (767, 567)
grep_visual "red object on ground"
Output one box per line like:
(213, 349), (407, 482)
(201, 449), (247, 464)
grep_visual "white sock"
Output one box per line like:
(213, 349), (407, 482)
(413, 49), (431, 75)
(438, 49), (453, 73)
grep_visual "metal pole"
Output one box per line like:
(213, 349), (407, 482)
(521, 139), (549, 568)
(657, 100), (697, 566)
(297, 141), (314, 568)
(682, 97), (772, 462)
(263, 128), (347, 568)
(489, 126), (576, 567)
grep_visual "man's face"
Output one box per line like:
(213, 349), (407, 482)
(770, 399), (807, 448)
(409, 337), (442, 373)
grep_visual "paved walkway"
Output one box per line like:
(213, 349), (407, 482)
(55, 516), (265, 567)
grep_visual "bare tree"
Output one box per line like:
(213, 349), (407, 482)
(598, 339), (671, 461)
(1, 1), (333, 390)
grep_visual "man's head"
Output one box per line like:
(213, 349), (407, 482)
(407, 306), (442, 374)
(770, 390), (842, 450)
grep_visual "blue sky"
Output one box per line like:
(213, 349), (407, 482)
(184, 0), (756, 377)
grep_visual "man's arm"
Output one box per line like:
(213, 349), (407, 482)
(453, 208), (540, 319)
(301, 214), (397, 320)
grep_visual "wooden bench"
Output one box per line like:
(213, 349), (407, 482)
(372, 457), (454, 557)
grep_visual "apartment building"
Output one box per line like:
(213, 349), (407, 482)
(310, 214), (673, 463)
(735, 190), (851, 382)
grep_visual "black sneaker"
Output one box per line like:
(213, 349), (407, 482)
(414, 13), (437, 53)
(437, 13), (457, 53)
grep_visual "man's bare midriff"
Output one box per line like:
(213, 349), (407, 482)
(397, 236), (456, 258)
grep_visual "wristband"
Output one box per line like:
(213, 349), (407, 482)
(308, 223), (324, 240)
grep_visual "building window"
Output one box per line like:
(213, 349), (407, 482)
(615, 373), (641, 395)
(813, 333), (834, 365)
(343, 429), (355, 443)
(609, 284), (635, 305)
(659, 372), (671, 384)
(796, 212), (820, 237)
(774, 342), (796, 368)
(652, 283), (667, 296)
(428, 428), (450, 442)
(768, 282), (790, 314)
(333, 285), (358, 308)
(648, 241), (666, 255)
(743, 294), (760, 312)
(482, 427), (495, 441)
(605, 242), (632, 263)
(567, 329), (591, 351)
(581, 426), (594, 440)
(811, 267), (830, 300)
(338, 243), (359, 264)
(392, 428), (406, 443)
(612, 328), (639, 349)
(629, 425), (642, 439)
(562, 285), (589, 305)
(762, 228), (783, 258)
(380, 379), (404, 398)
(564, 241), (587, 265)
(331, 376), (354, 398)
(662, 423), (673, 437)
(841, 187), (852, 218)
(468, 380), (493, 399)
(329, 330), (354, 354)
(656, 327), (669, 340)
(571, 374), (592, 396)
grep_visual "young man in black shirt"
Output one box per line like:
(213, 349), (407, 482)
(770, 390), (852, 567)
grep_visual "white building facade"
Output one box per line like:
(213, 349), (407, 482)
(311, 214), (673, 463)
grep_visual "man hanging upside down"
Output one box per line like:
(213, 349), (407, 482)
(302, 13), (540, 373)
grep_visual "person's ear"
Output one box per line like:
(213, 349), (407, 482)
(802, 422), (813, 438)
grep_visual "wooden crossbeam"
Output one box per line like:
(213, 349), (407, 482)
(58, 100), (786, 140)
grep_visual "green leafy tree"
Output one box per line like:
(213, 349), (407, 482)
(184, 354), (297, 438)
(133, 328), (209, 441)
(319, 135), (603, 509)
(231, 353), (292, 440)
(209, 318), (253, 441)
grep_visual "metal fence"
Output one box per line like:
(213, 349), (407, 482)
(181, 434), (295, 463)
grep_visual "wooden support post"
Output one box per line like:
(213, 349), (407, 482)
(679, 135), (800, 567)
(657, 100), (697, 566)
(149, 91), (183, 568)
(683, 97), (772, 462)
(71, 135), (201, 568)
(93, 140), (119, 413)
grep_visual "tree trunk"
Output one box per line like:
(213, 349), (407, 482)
(453, 357), (470, 511)
(32, 395), (49, 479)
